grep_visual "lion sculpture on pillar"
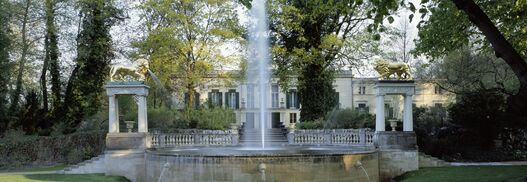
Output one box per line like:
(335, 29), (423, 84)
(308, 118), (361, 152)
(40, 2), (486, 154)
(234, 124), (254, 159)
(374, 59), (412, 80)
(110, 58), (150, 82)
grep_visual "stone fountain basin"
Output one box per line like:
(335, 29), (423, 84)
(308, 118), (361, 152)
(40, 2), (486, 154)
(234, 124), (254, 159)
(146, 146), (379, 182)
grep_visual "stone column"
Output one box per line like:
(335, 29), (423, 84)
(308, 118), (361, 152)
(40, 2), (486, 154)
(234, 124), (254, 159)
(403, 94), (413, 131)
(376, 94), (385, 131)
(108, 95), (119, 133)
(137, 95), (148, 133)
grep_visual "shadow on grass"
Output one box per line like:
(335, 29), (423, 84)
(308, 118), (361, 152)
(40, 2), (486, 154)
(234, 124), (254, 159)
(0, 173), (129, 182)
(394, 166), (527, 182)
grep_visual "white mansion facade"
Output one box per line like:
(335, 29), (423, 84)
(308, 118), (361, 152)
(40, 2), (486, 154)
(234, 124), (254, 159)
(182, 71), (454, 129)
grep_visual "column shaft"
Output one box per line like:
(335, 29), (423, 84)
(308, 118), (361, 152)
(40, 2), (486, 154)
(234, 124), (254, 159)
(403, 95), (413, 131)
(137, 96), (148, 133)
(375, 95), (385, 131)
(108, 95), (119, 133)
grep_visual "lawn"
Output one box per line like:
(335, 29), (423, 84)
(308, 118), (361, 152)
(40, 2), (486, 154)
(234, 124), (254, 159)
(395, 166), (527, 182)
(0, 174), (129, 182)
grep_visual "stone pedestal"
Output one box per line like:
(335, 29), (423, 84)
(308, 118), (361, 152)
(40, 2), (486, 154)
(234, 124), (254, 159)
(106, 133), (151, 150)
(375, 131), (418, 182)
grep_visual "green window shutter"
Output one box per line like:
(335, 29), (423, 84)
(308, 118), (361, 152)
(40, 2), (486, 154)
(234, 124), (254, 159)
(208, 92), (212, 106)
(235, 92), (239, 109)
(219, 92), (223, 107)
(195, 93), (200, 109)
(184, 93), (189, 106)
(225, 92), (230, 108)
(286, 91), (291, 108)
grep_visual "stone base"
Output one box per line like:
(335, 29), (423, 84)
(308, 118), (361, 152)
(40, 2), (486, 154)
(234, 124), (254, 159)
(378, 150), (418, 182)
(106, 133), (151, 150)
(374, 131), (417, 150)
(105, 150), (145, 182)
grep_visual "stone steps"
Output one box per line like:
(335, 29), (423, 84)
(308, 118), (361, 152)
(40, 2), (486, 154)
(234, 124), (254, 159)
(60, 154), (106, 174)
(239, 123), (288, 145)
(419, 152), (450, 167)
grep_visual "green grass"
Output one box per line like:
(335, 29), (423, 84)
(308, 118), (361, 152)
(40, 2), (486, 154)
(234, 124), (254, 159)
(396, 166), (527, 182)
(0, 174), (129, 182)
(0, 165), (66, 173)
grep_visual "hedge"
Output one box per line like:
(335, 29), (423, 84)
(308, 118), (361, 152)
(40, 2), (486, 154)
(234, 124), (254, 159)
(0, 131), (106, 169)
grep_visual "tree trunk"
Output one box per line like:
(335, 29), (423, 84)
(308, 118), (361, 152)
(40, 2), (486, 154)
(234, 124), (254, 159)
(9, 0), (31, 114)
(46, 0), (61, 112)
(452, 0), (527, 92)
(452, 0), (527, 121)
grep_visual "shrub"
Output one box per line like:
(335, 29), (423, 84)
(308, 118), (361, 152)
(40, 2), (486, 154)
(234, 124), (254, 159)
(148, 107), (189, 129)
(325, 108), (375, 129)
(188, 107), (235, 130)
(296, 119), (325, 129)
(0, 131), (106, 169)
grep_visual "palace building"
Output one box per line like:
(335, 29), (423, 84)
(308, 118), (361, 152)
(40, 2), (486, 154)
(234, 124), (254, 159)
(178, 71), (454, 128)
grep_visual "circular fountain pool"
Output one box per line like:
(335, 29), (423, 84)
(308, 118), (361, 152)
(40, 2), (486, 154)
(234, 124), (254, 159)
(146, 146), (379, 182)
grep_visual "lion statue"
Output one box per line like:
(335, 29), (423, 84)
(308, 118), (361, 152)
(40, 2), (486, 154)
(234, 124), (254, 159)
(110, 58), (150, 82)
(374, 59), (412, 80)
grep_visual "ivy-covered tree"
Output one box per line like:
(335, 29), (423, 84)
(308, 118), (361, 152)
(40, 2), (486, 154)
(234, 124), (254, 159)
(42, 0), (61, 114)
(0, 0), (11, 133)
(62, 0), (122, 131)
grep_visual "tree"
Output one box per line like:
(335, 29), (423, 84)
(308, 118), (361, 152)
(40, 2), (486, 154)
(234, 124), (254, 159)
(9, 0), (33, 115)
(137, 0), (243, 110)
(267, 0), (371, 122)
(430, 47), (519, 95)
(62, 0), (122, 131)
(0, 0), (12, 133)
(369, 0), (527, 120)
(42, 0), (61, 114)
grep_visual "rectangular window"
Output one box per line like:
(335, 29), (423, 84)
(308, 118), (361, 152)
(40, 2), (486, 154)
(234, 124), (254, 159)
(287, 89), (299, 109)
(225, 89), (239, 109)
(272, 85), (279, 108)
(358, 103), (367, 112)
(358, 86), (366, 94)
(290, 113), (297, 123)
(434, 85), (444, 94)
(208, 89), (222, 107)
(247, 84), (254, 108)
(434, 103), (443, 108)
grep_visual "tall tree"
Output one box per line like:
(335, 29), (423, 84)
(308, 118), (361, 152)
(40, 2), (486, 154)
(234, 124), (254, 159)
(268, 0), (371, 121)
(0, 0), (12, 133)
(138, 0), (243, 110)
(9, 0), (32, 114)
(370, 0), (527, 120)
(44, 0), (61, 113)
(62, 0), (121, 130)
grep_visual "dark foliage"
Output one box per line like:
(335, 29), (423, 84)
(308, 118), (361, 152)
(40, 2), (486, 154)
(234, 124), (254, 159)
(0, 131), (106, 169)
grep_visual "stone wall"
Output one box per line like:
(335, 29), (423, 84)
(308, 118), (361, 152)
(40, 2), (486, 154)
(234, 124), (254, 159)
(378, 150), (419, 182)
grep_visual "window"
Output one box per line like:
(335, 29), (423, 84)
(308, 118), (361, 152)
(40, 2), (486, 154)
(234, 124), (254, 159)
(272, 85), (279, 108)
(434, 103), (443, 108)
(184, 91), (200, 109)
(225, 89), (239, 109)
(358, 86), (366, 95)
(290, 113), (297, 123)
(434, 85), (444, 94)
(208, 89), (222, 107)
(287, 89), (299, 109)
(357, 103), (368, 113)
(247, 84), (254, 108)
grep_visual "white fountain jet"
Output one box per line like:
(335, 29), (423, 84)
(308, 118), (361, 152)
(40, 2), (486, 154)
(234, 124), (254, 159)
(247, 0), (271, 149)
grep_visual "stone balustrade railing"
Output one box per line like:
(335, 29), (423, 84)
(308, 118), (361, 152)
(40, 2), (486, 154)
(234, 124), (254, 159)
(287, 128), (374, 146)
(150, 129), (239, 148)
